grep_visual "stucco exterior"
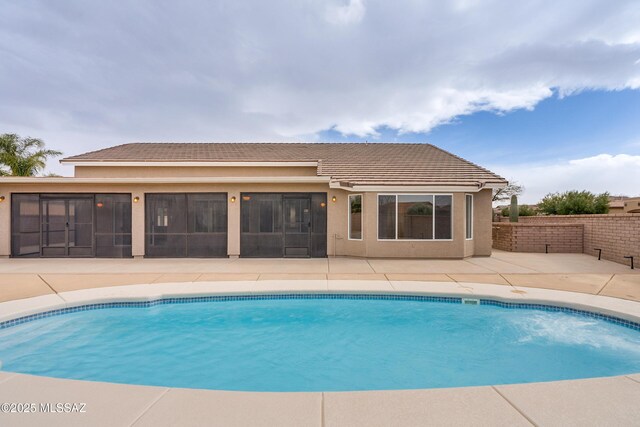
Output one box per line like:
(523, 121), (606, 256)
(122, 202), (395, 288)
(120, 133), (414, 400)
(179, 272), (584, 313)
(0, 163), (495, 258)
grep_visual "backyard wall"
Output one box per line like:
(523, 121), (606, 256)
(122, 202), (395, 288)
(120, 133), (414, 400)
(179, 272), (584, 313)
(493, 214), (640, 267)
(492, 223), (583, 253)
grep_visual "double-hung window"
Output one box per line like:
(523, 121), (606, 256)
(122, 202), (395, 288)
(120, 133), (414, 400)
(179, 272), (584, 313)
(378, 194), (452, 240)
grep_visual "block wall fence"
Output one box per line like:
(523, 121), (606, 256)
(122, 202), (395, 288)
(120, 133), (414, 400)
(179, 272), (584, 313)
(492, 223), (583, 253)
(493, 213), (640, 267)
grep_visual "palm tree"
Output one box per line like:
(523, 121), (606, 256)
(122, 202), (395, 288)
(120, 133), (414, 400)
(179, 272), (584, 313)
(0, 134), (62, 176)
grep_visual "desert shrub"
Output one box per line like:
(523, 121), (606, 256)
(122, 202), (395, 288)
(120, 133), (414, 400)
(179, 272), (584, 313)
(538, 191), (609, 215)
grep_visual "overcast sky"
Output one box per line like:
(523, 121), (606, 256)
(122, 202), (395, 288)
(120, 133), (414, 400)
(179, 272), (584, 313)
(1, 0), (639, 203)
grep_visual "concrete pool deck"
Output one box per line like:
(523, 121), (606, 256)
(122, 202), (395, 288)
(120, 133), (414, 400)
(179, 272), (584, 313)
(1, 252), (640, 426)
(0, 251), (639, 304)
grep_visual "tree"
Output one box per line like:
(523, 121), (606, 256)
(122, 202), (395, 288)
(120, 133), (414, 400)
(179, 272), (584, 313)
(538, 190), (610, 215)
(492, 181), (524, 203)
(0, 134), (62, 176)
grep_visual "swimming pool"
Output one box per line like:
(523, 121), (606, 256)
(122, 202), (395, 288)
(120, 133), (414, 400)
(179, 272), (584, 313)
(1, 294), (639, 392)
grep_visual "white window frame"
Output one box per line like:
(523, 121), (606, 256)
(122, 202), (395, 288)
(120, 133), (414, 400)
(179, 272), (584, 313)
(348, 194), (363, 241)
(465, 194), (473, 240)
(376, 193), (454, 241)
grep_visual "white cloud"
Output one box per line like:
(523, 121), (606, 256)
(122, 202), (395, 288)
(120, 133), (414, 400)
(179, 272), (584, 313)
(0, 0), (639, 166)
(492, 154), (640, 204)
(325, 0), (365, 25)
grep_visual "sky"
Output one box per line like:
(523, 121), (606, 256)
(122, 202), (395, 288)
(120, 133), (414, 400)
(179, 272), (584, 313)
(1, 0), (639, 203)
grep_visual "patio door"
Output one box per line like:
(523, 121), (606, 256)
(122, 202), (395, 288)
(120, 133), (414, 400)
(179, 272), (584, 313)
(240, 193), (326, 258)
(41, 197), (94, 257)
(283, 196), (311, 257)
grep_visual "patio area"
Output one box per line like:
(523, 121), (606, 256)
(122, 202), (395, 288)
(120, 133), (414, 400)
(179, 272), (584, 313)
(1, 251), (638, 304)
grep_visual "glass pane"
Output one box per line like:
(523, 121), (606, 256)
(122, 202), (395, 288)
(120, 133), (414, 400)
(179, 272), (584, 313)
(41, 200), (66, 249)
(146, 194), (186, 234)
(145, 194), (187, 257)
(435, 195), (453, 239)
(96, 194), (132, 258)
(398, 195), (433, 240)
(187, 234), (227, 257)
(146, 234), (187, 257)
(69, 223), (93, 247)
(13, 194), (39, 233)
(240, 193), (285, 257)
(378, 195), (396, 239)
(466, 195), (473, 239)
(187, 194), (227, 234)
(260, 200), (275, 232)
(70, 199), (93, 224)
(68, 199), (93, 249)
(11, 194), (40, 257)
(283, 197), (310, 257)
(349, 195), (362, 239)
(310, 193), (327, 257)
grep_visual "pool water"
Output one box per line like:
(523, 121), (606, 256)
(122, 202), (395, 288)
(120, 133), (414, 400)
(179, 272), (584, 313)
(1, 296), (639, 391)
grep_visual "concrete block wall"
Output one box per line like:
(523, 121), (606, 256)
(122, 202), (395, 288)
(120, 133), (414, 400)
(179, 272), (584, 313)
(492, 223), (583, 253)
(493, 214), (640, 266)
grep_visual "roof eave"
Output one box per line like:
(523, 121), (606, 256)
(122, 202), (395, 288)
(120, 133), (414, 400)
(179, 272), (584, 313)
(59, 160), (320, 167)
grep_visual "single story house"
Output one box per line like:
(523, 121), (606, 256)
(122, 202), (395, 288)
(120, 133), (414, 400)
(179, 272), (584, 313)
(0, 143), (507, 259)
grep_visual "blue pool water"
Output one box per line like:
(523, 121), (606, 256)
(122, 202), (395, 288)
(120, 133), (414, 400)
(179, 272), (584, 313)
(1, 296), (640, 392)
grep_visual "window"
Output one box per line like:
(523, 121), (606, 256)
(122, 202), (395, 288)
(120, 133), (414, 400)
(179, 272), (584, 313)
(434, 195), (452, 240)
(378, 195), (396, 239)
(465, 194), (473, 239)
(398, 195), (433, 239)
(348, 194), (362, 240)
(378, 194), (452, 240)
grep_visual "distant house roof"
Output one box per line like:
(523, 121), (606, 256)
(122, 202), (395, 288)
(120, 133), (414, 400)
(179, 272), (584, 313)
(62, 142), (507, 188)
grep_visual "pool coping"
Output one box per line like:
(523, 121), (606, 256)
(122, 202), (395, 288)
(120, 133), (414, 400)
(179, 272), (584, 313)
(1, 280), (640, 426)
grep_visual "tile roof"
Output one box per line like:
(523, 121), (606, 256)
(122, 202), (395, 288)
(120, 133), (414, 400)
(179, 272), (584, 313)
(63, 142), (507, 187)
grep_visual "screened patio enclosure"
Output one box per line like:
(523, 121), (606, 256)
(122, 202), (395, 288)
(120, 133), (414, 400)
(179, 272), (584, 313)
(11, 193), (132, 258)
(145, 193), (228, 258)
(240, 193), (327, 258)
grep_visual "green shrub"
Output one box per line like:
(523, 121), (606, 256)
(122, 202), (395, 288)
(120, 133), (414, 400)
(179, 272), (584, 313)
(538, 191), (609, 215)
(501, 205), (536, 217)
(518, 205), (536, 216)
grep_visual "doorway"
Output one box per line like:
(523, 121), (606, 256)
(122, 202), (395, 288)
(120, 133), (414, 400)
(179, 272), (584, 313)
(283, 195), (311, 257)
(240, 193), (327, 258)
(40, 196), (94, 257)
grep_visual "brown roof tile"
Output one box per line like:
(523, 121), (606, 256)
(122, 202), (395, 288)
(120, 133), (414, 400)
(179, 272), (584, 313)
(63, 142), (506, 187)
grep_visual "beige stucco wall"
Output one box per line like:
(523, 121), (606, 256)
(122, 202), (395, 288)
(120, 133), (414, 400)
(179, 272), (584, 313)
(0, 180), (494, 259)
(330, 188), (494, 258)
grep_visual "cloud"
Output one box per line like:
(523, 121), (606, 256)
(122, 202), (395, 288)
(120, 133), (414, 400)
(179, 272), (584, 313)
(492, 154), (640, 203)
(325, 0), (365, 25)
(0, 0), (639, 166)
